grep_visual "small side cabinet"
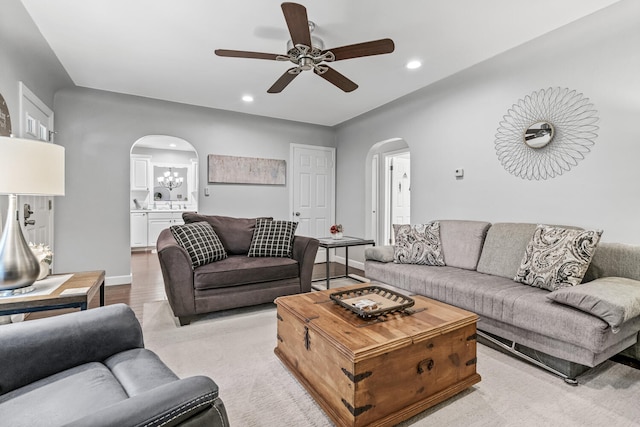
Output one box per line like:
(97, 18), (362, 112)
(130, 212), (148, 247)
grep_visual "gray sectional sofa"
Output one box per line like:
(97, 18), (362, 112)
(365, 220), (640, 383)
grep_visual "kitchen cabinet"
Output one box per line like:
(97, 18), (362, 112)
(147, 212), (184, 247)
(131, 155), (151, 191)
(130, 212), (148, 247)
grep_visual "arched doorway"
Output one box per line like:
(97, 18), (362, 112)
(129, 135), (198, 250)
(365, 138), (410, 245)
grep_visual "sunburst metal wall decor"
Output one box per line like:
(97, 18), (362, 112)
(494, 87), (599, 180)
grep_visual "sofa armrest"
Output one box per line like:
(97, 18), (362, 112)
(64, 376), (229, 427)
(0, 304), (142, 395)
(292, 236), (320, 293)
(157, 228), (197, 318)
(365, 245), (394, 263)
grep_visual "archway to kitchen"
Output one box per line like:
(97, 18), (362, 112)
(129, 135), (199, 253)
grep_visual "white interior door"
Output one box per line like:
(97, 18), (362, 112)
(290, 144), (335, 261)
(392, 155), (411, 224)
(384, 151), (411, 244)
(18, 82), (55, 250)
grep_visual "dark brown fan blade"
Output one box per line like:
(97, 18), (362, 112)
(325, 38), (395, 61)
(314, 66), (358, 92)
(267, 69), (299, 93)
(215, 49), (281, 61)
(281, 2), (312, 47)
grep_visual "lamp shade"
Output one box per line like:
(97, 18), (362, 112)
(0, 136), (65, 195)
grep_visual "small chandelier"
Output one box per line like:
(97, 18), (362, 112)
(157, 168), (183, 191)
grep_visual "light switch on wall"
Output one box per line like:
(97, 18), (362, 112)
(204, 187), (210, 196)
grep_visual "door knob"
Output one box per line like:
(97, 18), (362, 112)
(294, 212), (301, 217)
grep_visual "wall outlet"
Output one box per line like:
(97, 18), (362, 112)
(455, 168), (464, 178)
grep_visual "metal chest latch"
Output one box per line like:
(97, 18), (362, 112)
(304, 326), (311, 350)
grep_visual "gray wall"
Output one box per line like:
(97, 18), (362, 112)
(0, 0), (72, 122)
(335, 0), (640, 258)
(53, 87), (334, 281)
(0, 0), (72, 237)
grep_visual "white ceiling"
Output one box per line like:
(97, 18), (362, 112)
(21, 0), (619, 127)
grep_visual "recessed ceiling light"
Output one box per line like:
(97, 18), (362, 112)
(406, 60), (422, 70)
(169, 143), (177, 148)
(242, 95), (254, 103)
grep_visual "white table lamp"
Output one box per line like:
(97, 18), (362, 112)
(0, 136), (65, 294)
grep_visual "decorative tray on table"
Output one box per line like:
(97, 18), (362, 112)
(329, 286), (415, 318)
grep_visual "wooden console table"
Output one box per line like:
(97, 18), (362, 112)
(0, 270), (105, 317)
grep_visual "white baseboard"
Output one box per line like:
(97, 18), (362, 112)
(105, 274), (132, 286)
(333, 255), (364, 271)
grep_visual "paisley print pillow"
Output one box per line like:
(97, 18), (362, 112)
(514, 225), (602, 291)
(393, 222), (445, 266)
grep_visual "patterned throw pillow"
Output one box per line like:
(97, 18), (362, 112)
(170, 222), (227, 268)
(514, 225), (602, 291)
(248, 218), (298, 258)
(393, 222), (445, 266)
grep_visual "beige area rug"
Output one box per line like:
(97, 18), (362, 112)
(143, 297), (640, 427)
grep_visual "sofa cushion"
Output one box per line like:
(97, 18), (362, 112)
(248, 218), (298, 258)
(105, 348), (179, 397)
(583, 242), (640, 283)
(183, 213), (271, 255)
(0, 362), (128, 426)
(194, 255), (299, 290)
(365, 260), (636, 354)
(476, 223), (538, 279)
(547, 277), (640, 332)
(392, 222), (445, 266)
(438, 220), (491, 270)
(514, 225), (602, 291)
(170, 222), (227, 268)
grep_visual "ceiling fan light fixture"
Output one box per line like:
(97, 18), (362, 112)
(215, 2), (395, 93)
(406, 60), (422, 70)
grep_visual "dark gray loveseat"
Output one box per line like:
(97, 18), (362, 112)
(157, 214), (319, 325)
(0, 304), (229, 426)
(365, 220), (640, 383)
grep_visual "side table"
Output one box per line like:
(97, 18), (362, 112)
(0, 270), (105, 317)
(314, 236), (375, 289)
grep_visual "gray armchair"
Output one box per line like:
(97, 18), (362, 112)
(0, 304), (229, 427)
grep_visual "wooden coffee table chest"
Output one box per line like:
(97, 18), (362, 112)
(274, 283), (480, 427)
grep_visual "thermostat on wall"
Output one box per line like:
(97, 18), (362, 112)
(455, 168), (464, 178)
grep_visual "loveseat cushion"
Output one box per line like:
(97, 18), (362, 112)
(183, 213), (271, 255)
(0, 362), (128, 426)
(438, 220), (491, 270)
(194, 254), (299, 290)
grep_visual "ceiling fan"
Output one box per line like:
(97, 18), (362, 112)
(215, 2), (395, 93)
